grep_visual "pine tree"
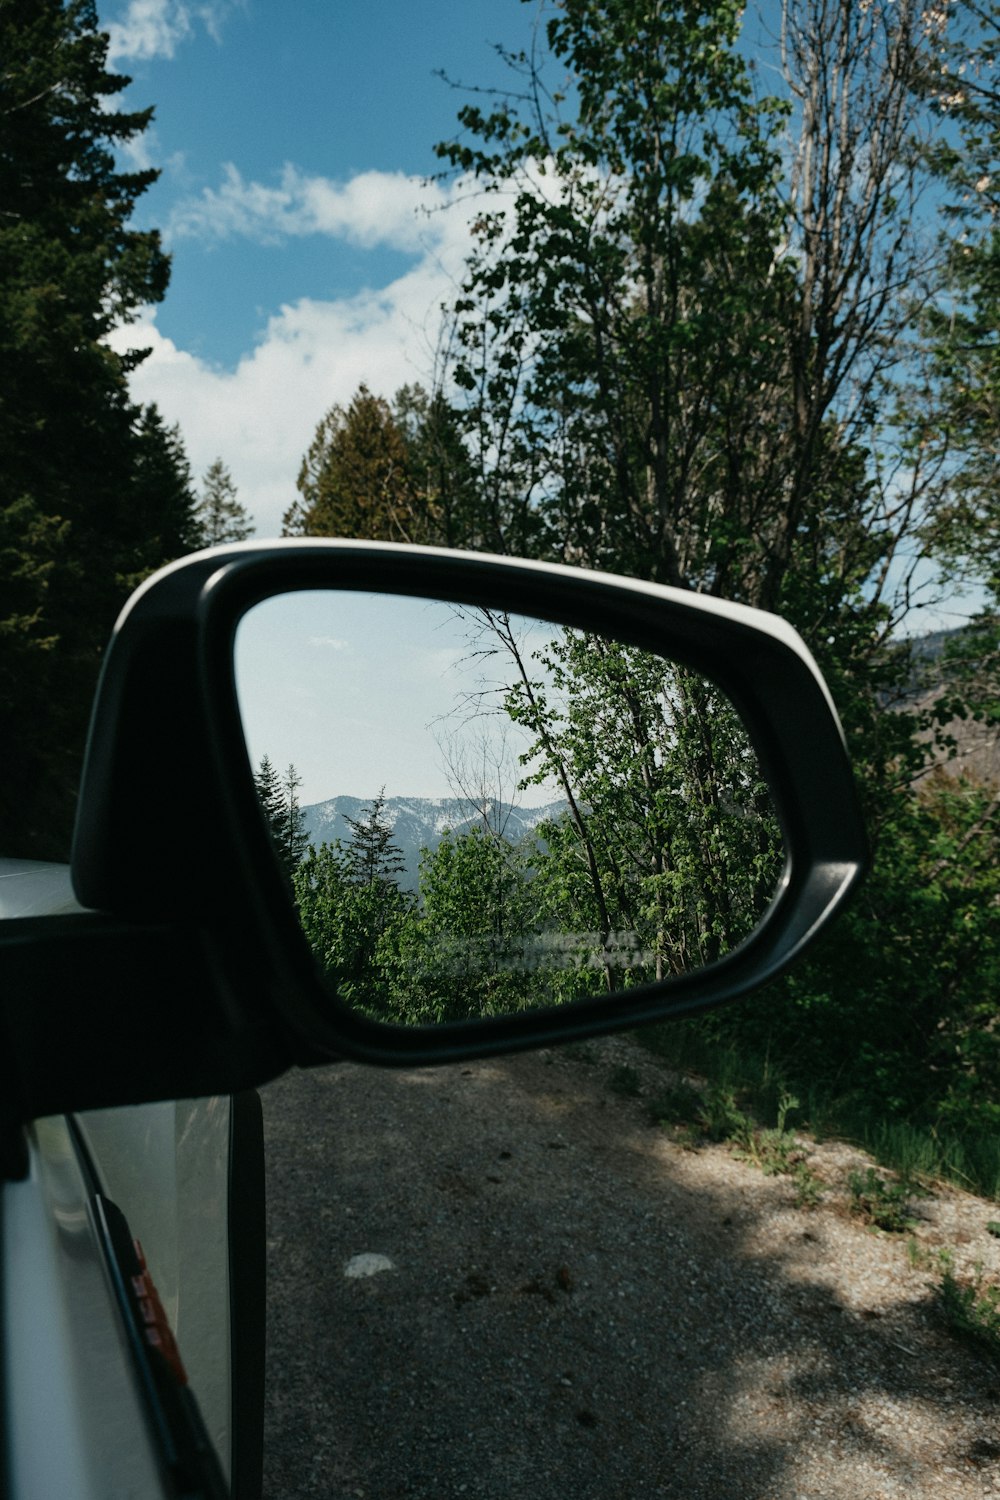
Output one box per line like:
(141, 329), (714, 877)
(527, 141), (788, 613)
(284, 385), (418, 541)
(254, 754), (284, 837)
(123, 405), (202, 591)
(392, 385), (483, 549)
(286, 382), (483, 548)
(278, 764), (310, 874)
(254, 756), (309, 879)
(343, 791), (405, 889)
(196, 458), (254, 545)
(0, 0), (178, 856)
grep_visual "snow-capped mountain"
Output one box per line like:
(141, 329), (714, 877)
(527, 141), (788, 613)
(301, 794), (567, 890)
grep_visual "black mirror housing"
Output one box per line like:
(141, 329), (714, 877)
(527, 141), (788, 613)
(74, 543), (867, 1064)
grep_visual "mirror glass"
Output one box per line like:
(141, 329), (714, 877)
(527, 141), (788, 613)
(235, 592), (784, 1025)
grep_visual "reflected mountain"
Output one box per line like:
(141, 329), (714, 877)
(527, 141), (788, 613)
(301, 795), (568, 891)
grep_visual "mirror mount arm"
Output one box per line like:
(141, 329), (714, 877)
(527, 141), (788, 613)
(0, 913), (295, 1178)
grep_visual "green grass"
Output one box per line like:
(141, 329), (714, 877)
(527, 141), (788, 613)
(607, 1063), (643, 1098)
(646, 1068), (825, 1202)
(636, 1020), (1000, 1201)
(937, 1253), (1000, 1361)
(847, 1166), (922, 1232)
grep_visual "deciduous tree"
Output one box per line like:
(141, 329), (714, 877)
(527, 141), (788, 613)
(433, 0), (943, 732)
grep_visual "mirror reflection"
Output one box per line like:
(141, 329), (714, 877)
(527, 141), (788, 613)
(235, 592), (784, 1025)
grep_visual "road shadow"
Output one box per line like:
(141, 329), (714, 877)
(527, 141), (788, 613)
(260, 1043), (1000, 1500)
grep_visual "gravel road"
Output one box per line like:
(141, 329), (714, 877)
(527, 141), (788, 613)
(261, 1036), (1000, 1500)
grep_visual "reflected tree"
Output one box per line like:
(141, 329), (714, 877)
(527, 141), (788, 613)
(484, 618), (784, 986)
(254, 756), (309, 880)
(285, 626), (782, 1025)
(293, 793), (414, 1017)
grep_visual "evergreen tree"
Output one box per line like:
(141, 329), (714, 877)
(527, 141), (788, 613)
(283, 385), (420, 541)
(253, 755), (308, 879)
(343, 791), (406, 889)
(392, 385), (483, 549)
(293, 837), (414, 1018)
(284, 382), (481, 547)
(196, 458), (254, 546)
(0, 0), (177, 856)
(293, 793), (412, 1018)
(253, 754), (284, 837)
(278, 763), (310, 875)
(123, 405), (202, 591)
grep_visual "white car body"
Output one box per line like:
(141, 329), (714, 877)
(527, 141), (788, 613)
(1, 859), (235, 1497)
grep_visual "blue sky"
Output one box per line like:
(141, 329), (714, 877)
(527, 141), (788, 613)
(99, 0), (534, 536)
(98, 0), (983, 638)
(235, 592), (564, 803)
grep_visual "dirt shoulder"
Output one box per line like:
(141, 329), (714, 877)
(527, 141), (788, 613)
(262, 1034), (1000, 1500)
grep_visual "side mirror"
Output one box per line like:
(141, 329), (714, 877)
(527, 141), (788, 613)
(0, 543), (867, 1124)
(77, 542), (867, 1058)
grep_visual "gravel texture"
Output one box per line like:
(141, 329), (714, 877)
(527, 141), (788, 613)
(261, 1035), (1000, 1499)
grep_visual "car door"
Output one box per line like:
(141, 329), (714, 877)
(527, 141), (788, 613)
(0, 858), (262, 1499)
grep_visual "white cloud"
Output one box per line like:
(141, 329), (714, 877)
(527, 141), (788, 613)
(106, 0), (236, 64)
(107, 172), (480, 538)
(168, 164), (455, 253)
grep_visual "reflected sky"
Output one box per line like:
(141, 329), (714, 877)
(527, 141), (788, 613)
(235, 591), (565, 806)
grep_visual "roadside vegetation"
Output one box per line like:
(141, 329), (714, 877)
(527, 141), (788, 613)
(638, 1018), (1000, 1202)
(598, 1039), (1000, 1363)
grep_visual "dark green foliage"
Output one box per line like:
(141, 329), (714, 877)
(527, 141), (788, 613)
(366, 0), (1000, 1170)
(0, 0), (190, 856)
(937, 1257), (1000, 1360)
(292, 797), (414, 1017)
(710, 770), (1000, 1134)
(648, 1078), (703, 1125)
(254, 757), (309, 881)
(285, 385), (417, 541)
(285, 383), (480, 547)
(287, 0), (997, 1158)
(294, 842), (414, 1015)
(503, 625), (784, 984)
(341, 790), (406, 889)
(659, 1077), (821, 1194)
(428, 0), (998, 1154)
(848, 1168), (920, 1233)
(402, 827), (540, 1016)
(437, 0), (807, 587)
(915, 0), (999, 598)
(123, 405), (201, 592)
(392, 384), (485, 550)
(288, 626), (785, 1026)
(607, 1064), (642, 1098)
